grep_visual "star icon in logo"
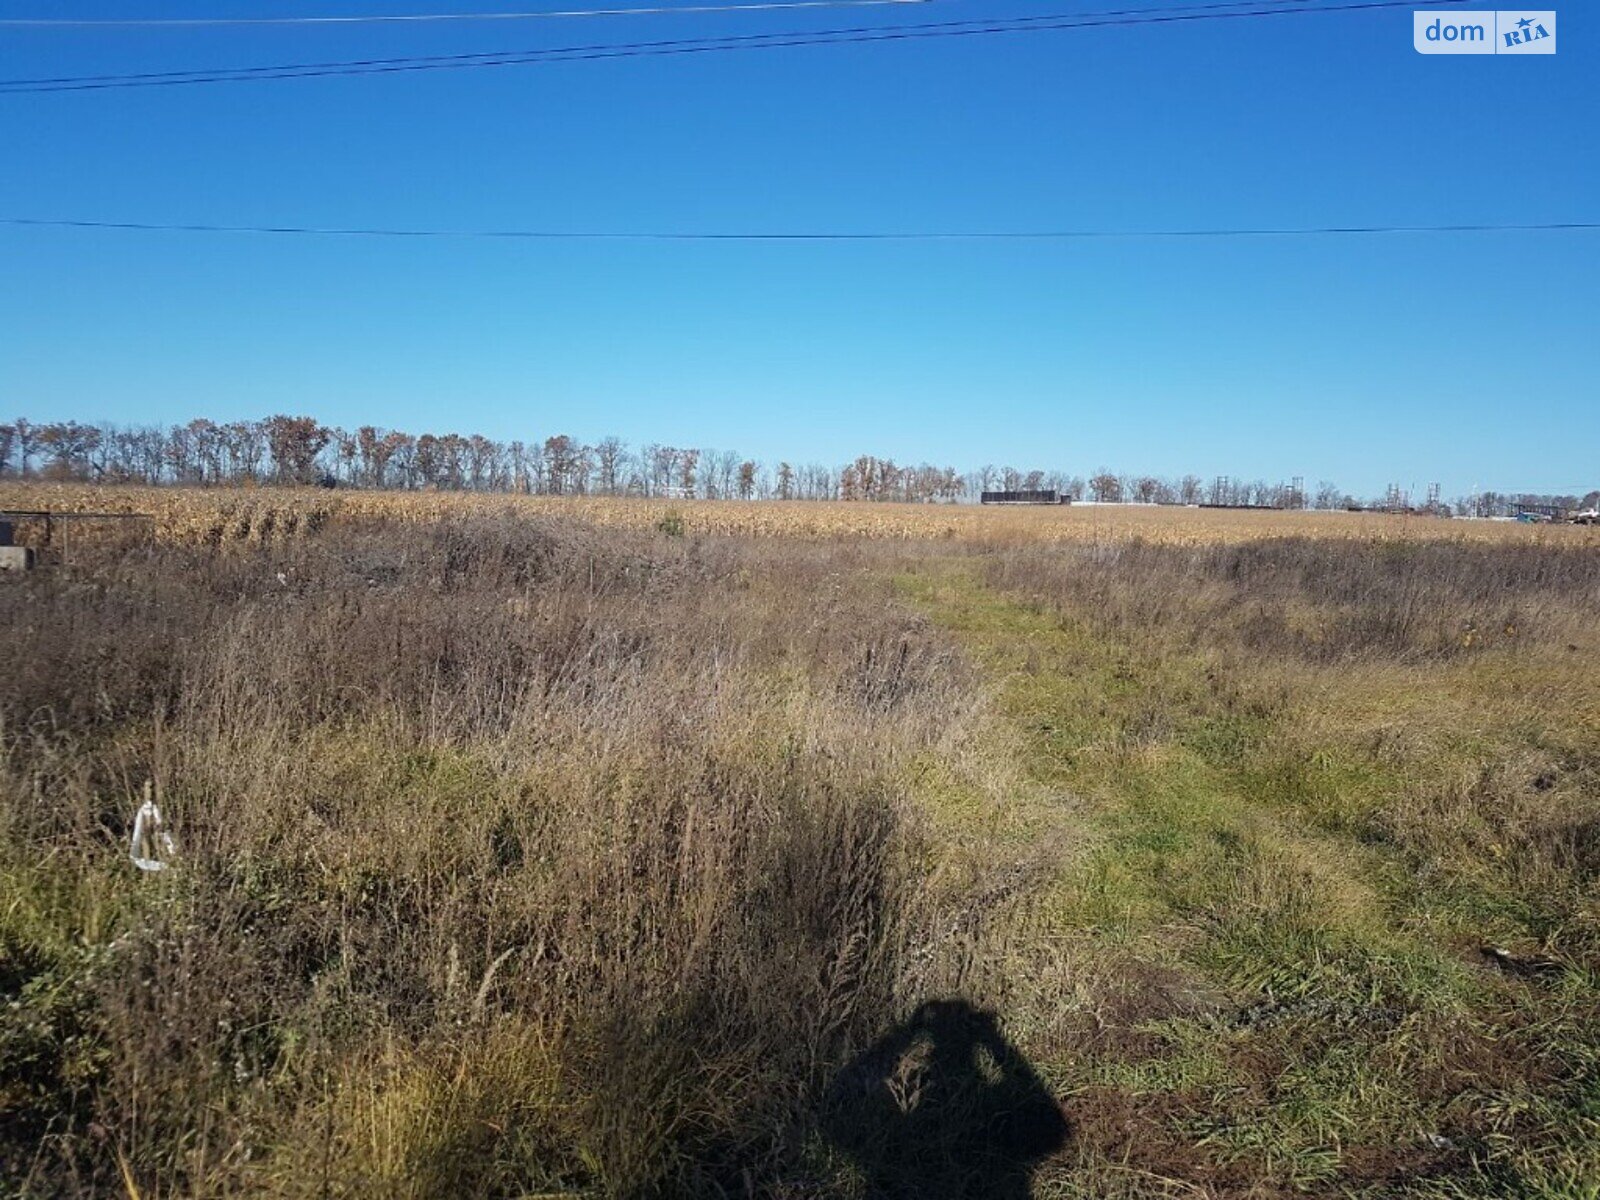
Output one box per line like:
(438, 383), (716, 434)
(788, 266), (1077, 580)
(1517, 16), (1533, 29)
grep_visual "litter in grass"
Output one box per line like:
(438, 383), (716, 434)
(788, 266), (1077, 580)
(130, 782), (176, 872)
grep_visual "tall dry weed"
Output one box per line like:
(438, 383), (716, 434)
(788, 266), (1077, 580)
(0, 516), (990, 1197)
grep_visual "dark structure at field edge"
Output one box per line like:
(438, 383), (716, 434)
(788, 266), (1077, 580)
(0, 510), (155, 569)
(981, 490), (1068, 505)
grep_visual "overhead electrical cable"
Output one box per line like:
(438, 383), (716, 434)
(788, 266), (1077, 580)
(4, 217), (1593, 241)
(0, 0), (941, 28)
(0, 0), (1466, 93)
(0, 0), (1342, 87)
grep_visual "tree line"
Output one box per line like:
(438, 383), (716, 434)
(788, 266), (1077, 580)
(0, 415), (1592, 517)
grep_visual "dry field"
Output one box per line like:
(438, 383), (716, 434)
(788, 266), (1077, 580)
(3, 485), (1598, 1200)
(3, 482), (1595, 547)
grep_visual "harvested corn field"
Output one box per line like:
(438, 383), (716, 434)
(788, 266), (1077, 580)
(3, 482), (1593, 547)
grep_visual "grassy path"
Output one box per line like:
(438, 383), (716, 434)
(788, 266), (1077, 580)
(896, 559), (1599, 1200)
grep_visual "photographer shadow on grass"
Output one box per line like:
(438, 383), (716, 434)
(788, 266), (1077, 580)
(823, 1000), (1069, 1199)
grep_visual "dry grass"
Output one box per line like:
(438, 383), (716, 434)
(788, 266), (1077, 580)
(4, 488), (1598, 1199)
(0, 515), (1022, 1198)
(4, 482), (1596, 547)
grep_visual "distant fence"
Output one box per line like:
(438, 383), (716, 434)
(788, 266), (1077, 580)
(0, 509), (155, 563)
(980, 490), (1065, 505)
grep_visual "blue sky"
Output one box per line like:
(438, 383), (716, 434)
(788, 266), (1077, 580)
(2, 1), (1595, 496)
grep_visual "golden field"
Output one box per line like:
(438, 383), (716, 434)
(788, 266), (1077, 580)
(2, 481), (1593, 546)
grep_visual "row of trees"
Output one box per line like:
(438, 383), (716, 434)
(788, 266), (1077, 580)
(1, 416), (1592, 516)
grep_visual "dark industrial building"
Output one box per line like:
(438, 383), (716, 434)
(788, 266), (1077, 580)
(980, 490), (1069, 505)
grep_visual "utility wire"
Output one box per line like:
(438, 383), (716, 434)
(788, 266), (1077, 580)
(0, 0), (940, 28)
(8, 0), (1304, 87)
(0, 0), (1462, 93)
(4, 217), (1593, 240)
(0, 0), (1328, 86)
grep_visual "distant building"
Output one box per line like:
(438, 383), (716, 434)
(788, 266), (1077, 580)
(1513, 502), (1567, 523)
(980, 490), (1068, 505)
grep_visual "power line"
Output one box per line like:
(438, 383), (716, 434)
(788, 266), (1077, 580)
(0, 0), (1329, 87)
(0, 0), (938, 28)
(4, 216), (1593, 240)
(9, 0), (1303, 88)
(0, 0), (1462, 93)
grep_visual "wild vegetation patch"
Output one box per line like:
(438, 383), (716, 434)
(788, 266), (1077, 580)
(1, 517), (1020, 1197)
(3, 500), (1596, 1198)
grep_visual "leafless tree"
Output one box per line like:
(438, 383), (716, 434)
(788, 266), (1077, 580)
(37, 421), (102, 478)
(12, 419), (37, 478)
(709, 449), (740, 499)
(1314, 481), (1345, 510)
(1089, 472), (1122, 503)
(677, 448), (700, 497)
(0, 422), (18, 477)
(594, 436), (627, 495)
(261, 415), (330, 485)
(542, 435), (578, 495)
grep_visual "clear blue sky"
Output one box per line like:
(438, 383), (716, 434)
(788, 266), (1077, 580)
(2, 1), (1595, 496)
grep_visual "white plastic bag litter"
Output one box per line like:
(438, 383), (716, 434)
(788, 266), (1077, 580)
(130, 783), (176, 872)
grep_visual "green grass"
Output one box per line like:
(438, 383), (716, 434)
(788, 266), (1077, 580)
(895, 558), (1600, 1198)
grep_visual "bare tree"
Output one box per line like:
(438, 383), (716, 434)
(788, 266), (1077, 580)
(800, 463), (834, 500)
(569, 443), (593, 494)
(222, 421), (265, 481)
(465, 434), (498, 491)
(677, 448), (700, 497)
(705, 449), (740, 499)
(261, 415), (330, 485)
(645, 445), (676, 497)
(839, 462), (861, 502)
(187, 419), (224, 484)
(331, 427), (359, 487)
(542, 435), (578, 495)
(12, 419), (37, 478)
(37, 421), (102, 478)
(594, 436), (627, 495)
(1314, 481), (1345, 510)
(1089, 471), (1122, 503)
